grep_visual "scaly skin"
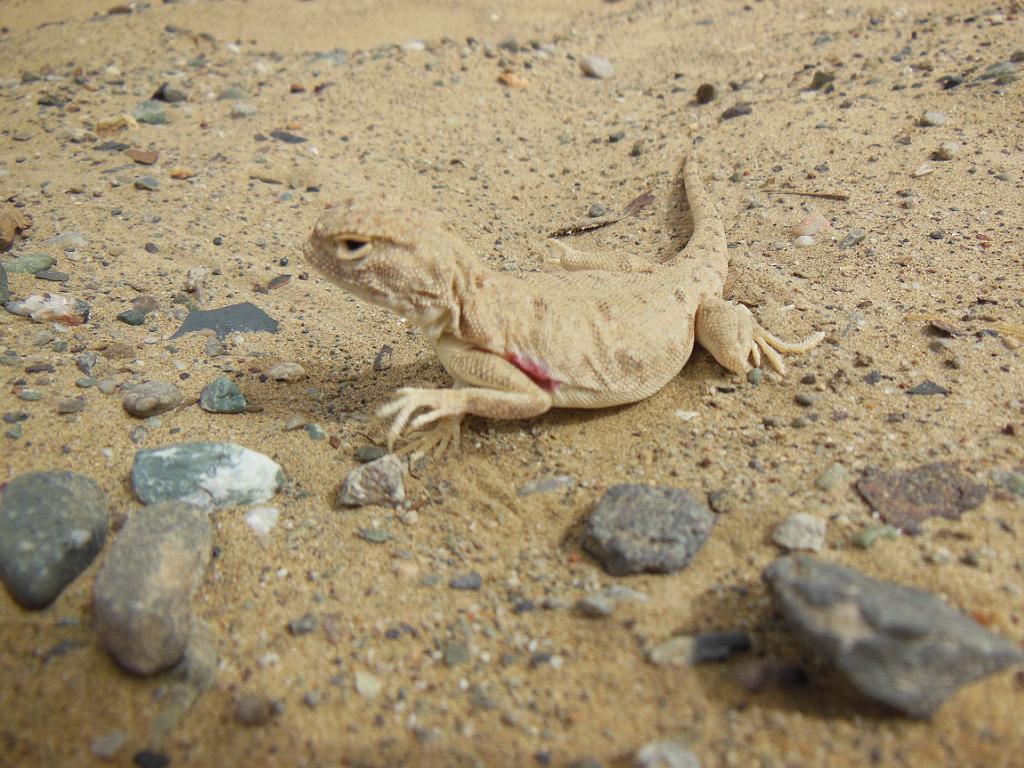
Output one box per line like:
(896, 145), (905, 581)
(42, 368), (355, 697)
(304, 153), (824, 455)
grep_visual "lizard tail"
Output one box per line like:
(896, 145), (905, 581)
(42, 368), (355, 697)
(662, 153), (727, 272)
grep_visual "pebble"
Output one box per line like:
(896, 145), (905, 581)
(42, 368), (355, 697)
(793, 235), (814, 248)
(133, 751), (170, 768)
(355, 670), (383, 699)
(588, 203), (607, 218)
(576, 584), (647, 617)
(152, 82), (187, 103)
(131, 442), (286, 508)
(647, 632), (750, 667)
(234, 693), (275, 725)
(695, 83), (716, 103)
(134, 176), (160, 191)
(814, 462), (848, 492)
(0, 263), (7, 303)
(266, 361), (306, 381)
(979, 61), (1018, 80)
(48, 231), (89, 251)
(244, 506), (279, 535)
(76, 351), (98, 376)
(199, 375), (247, 413)
(355, 444), (387, 463)
(856, 462), (983, 534)
(117, 308), (148, 325)
(720, 103), (752, 120)
(337, 454), (405, 507)
(231, 101), (257, 118)
(991, 468), (1024, 498)
(218, 85), (247, 100)
(837, 228), (866, 249)
(122, 380), (182, 418)
(579, 55), (614, 79)
(764, 555), (1024, 717)
(808, 70), (835, 90)
(771, 513), (826, 552)
(932, 141), (960, 161)
(583, 484), (715, 576)
(5, 293), (90, 324)
(634, 741), (701, 768)
(791, 211), (830, 237)
(443, 640), (470, 667)
(919, 110), (947, 127)
(516, 474), (575, 496)
(94, 501), (212, 675)
(91, 730), (128, 759)
(34, 269), (69, 283)
(450, 571), (483, 590)
(132, 100), (167, 125)
(2, 252), (54, 274)
(0, 471), (108, 609)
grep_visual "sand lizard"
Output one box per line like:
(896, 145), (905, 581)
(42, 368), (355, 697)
(304, 153), (824, 455)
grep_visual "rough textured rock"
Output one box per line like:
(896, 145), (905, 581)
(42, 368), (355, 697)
(583, 485), (715, 575)
(0, 471), (108, 608)
(772, 512), (826, 551)
(856, 462), (985, 534)
(131, 442), (285, 508)
(337, 454), (405, 507)
(94, 501), (212, 675)
(198, 375), (246, 413)
(763, 555), (1024, 717)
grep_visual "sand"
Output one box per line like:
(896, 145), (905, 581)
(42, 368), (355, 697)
(1, 0), (1022, 765)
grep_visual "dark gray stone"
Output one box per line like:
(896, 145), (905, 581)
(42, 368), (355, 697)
(131, 442), (285, 509)
(3, 252), (54, 274)
(0, 471), (108, 608)
(198, 375), (246, 414)
(764, 555), (1024, 717)
(94, 501), (212, 675)
(0, 263), (7, 303)
(450, 571), (482, 590)
(170, 301), (278, 339)
(583, 485), (715, 576)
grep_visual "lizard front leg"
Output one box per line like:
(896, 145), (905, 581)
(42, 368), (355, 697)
(377, 336), (553, 454)
(695, 295), (824, 376)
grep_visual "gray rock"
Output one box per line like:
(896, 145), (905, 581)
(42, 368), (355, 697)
(198, 376), (246, 414)
(0, 471), (108, 608)
(646, 632), (750, 667)
(583, 484), (715, 576)
(0, 263), (7, 303)
(47, 231), (88, 251)
(576, 584), (647, 617)
(838, 228), (866, 249)
(634, 741), (700, 768)
(131, 442), (285, 508)
(763, 555), (1024, 717)
(814, 462), (848, 492)
(91, 730), (127, 759)
(134, 176), (160, 191)
(919, 110), (947, 127)
(991, 468), (1024, 498)
(2, 252), (54, 274)
(94, 501), (212, 675)
(170, 301), (279, 339)
(450, 571), (482, 590)
(337, 454), (404, 507)
(771, 513), (826, 552)
(122, 381), (182, 418)
(580, 54), (614, 79)
(133, 99), (167, 125)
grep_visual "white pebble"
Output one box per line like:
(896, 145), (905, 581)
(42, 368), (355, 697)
(793, 235), (814, 247)
(772, 513), (827, 552)
(245, 506), (279, 535)
(579, 55), (614, 79)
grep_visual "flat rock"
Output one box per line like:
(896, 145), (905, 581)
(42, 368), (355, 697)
(122, 380), (183, 418)
(583, 484), (715, 576)
(2, 252), (54, 274)
(170, 301), (279, 339)
(131, 442), (285, 508)
(337, 454), (405, 507)
(856, 461), (985, 534)
(763, 555), (1024, 718)
(94, 502), (212, 675)
(0, 471), (108, 608)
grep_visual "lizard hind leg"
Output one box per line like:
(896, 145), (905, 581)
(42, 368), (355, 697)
(547, 238), (651, 273)
(695, 296), (824, 376)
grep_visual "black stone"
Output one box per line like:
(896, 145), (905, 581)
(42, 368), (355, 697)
(170, 302), (279, 339)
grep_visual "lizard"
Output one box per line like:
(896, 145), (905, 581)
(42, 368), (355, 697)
(303, 151), (824, 456)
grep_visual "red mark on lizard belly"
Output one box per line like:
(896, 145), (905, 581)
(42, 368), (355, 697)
(506, 352), (561, 392)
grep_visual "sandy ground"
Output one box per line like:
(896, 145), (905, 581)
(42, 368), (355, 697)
(1, 0), (1023, 766)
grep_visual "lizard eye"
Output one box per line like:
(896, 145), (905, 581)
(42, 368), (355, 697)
(336, 237), (371, 259)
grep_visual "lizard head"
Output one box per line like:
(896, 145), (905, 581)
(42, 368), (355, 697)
(304, 197), (470, 325)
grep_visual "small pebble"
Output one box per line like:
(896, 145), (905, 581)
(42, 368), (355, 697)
(919, 111), (947, 127)
(122, 381), (182, 418)
(579, 55), (614, 79)
(772, 513), (827, 552)
(695, 83), (716, 103)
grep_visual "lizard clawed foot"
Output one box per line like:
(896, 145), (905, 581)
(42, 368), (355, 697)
(376, 387), (464, 453)
(696, 298), (824, 376)
(393, 415), (462, 462)
(749, 321), (825, 375)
